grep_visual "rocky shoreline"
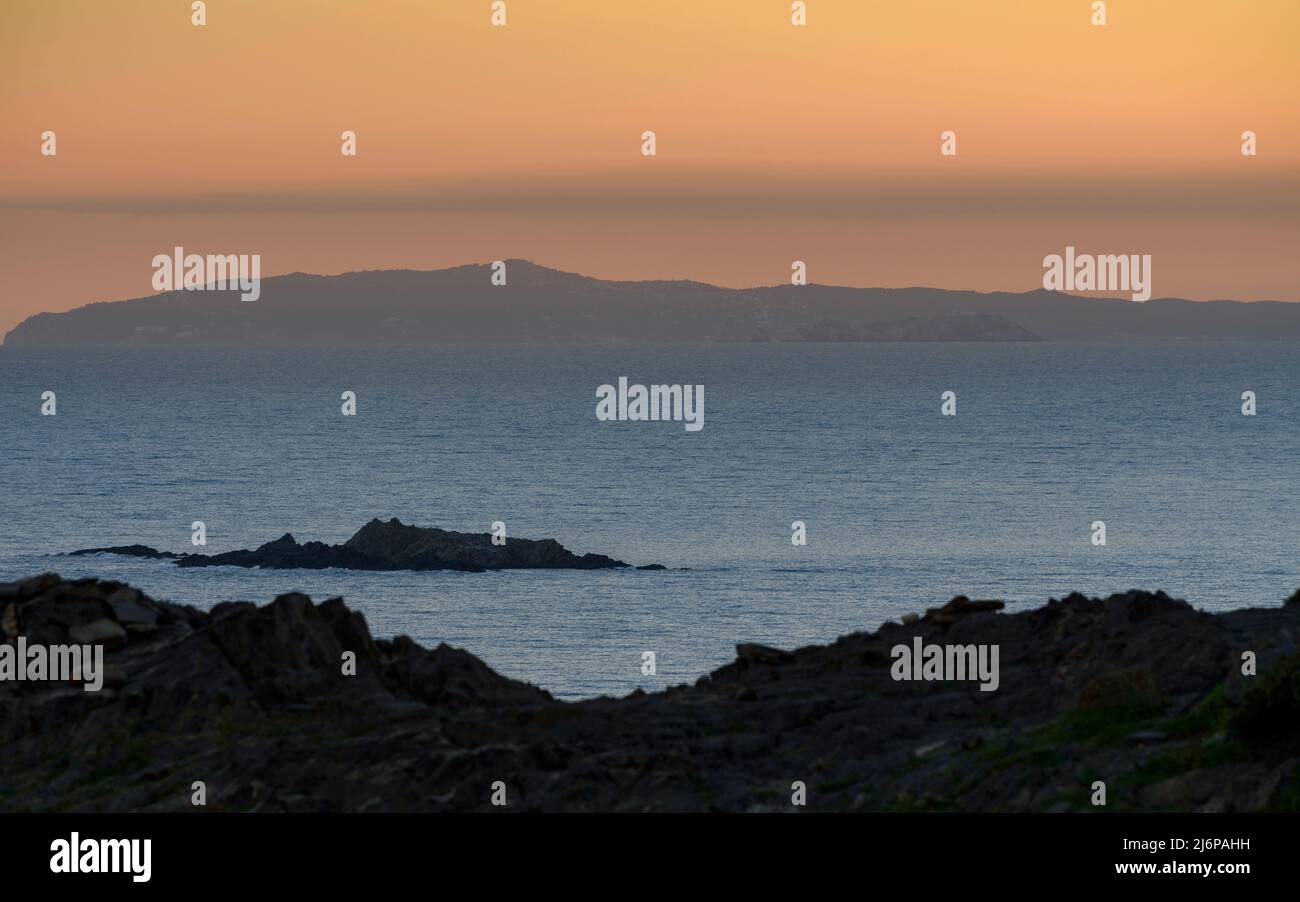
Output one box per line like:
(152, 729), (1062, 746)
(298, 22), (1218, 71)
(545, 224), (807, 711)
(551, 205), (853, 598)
(70, 517), (662, 572)
(2, 573), (1298, 812)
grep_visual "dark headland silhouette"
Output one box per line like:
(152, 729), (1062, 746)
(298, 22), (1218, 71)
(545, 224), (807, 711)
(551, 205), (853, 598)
(3, 572), (1298, 811)
(7, 260), (1300, 345)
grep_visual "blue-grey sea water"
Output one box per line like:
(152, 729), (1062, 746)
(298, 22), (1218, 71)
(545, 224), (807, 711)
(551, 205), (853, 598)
(1, 342), (1297, 699)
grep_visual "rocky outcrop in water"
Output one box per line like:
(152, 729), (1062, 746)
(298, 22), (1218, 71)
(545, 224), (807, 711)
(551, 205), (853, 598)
(70, 518), (644, 572)
(3, 573), (1299, 812)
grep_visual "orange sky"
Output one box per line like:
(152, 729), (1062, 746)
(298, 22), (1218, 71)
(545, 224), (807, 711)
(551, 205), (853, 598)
(1, 0), (1297, 334)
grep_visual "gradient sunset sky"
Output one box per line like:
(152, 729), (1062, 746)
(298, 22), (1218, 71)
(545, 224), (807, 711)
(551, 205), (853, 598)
(1, 0), (1297, 335)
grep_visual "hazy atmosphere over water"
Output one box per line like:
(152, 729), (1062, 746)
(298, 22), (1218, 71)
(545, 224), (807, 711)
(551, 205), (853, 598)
(3, 342), (1296, 699)
(2, 0), (1298, 336)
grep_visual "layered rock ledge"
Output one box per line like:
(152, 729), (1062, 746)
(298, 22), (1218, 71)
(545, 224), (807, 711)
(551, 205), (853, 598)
(2, 574), (1299, 812)
(70, 517), (657, 572)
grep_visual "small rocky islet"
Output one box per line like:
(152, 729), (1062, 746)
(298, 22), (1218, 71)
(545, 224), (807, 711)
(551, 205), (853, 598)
(2, 571), (1299, 812)
(70, 517), (666, 572)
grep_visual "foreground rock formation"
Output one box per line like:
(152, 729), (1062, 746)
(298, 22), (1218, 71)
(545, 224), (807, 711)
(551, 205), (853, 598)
(2, 573), (1299, 812)
(70, 518), (650, 572)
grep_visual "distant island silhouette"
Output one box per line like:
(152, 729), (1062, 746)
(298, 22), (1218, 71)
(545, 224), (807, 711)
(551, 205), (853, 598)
(6, 260), (1300, 346)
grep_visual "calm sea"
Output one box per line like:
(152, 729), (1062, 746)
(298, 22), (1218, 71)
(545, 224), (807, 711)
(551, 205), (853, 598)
(1, 342), (1297, 699)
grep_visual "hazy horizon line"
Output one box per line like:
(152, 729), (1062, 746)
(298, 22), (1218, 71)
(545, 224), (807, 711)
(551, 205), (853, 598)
(23, 258), (1300, 316)
(5, 166), (1299, 217)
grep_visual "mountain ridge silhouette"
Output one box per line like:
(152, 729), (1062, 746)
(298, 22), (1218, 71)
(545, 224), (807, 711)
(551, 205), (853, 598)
(7, 259), (1298, 345)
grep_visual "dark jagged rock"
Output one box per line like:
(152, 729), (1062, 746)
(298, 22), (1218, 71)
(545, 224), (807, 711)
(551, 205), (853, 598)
(68, 518), (644, 572)
(2, 575), (1299, 812)
(923, 595), (1005, 626)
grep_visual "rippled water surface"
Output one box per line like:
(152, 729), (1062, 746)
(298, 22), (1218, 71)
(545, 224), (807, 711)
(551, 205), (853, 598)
(2, 342), (1297, 698)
